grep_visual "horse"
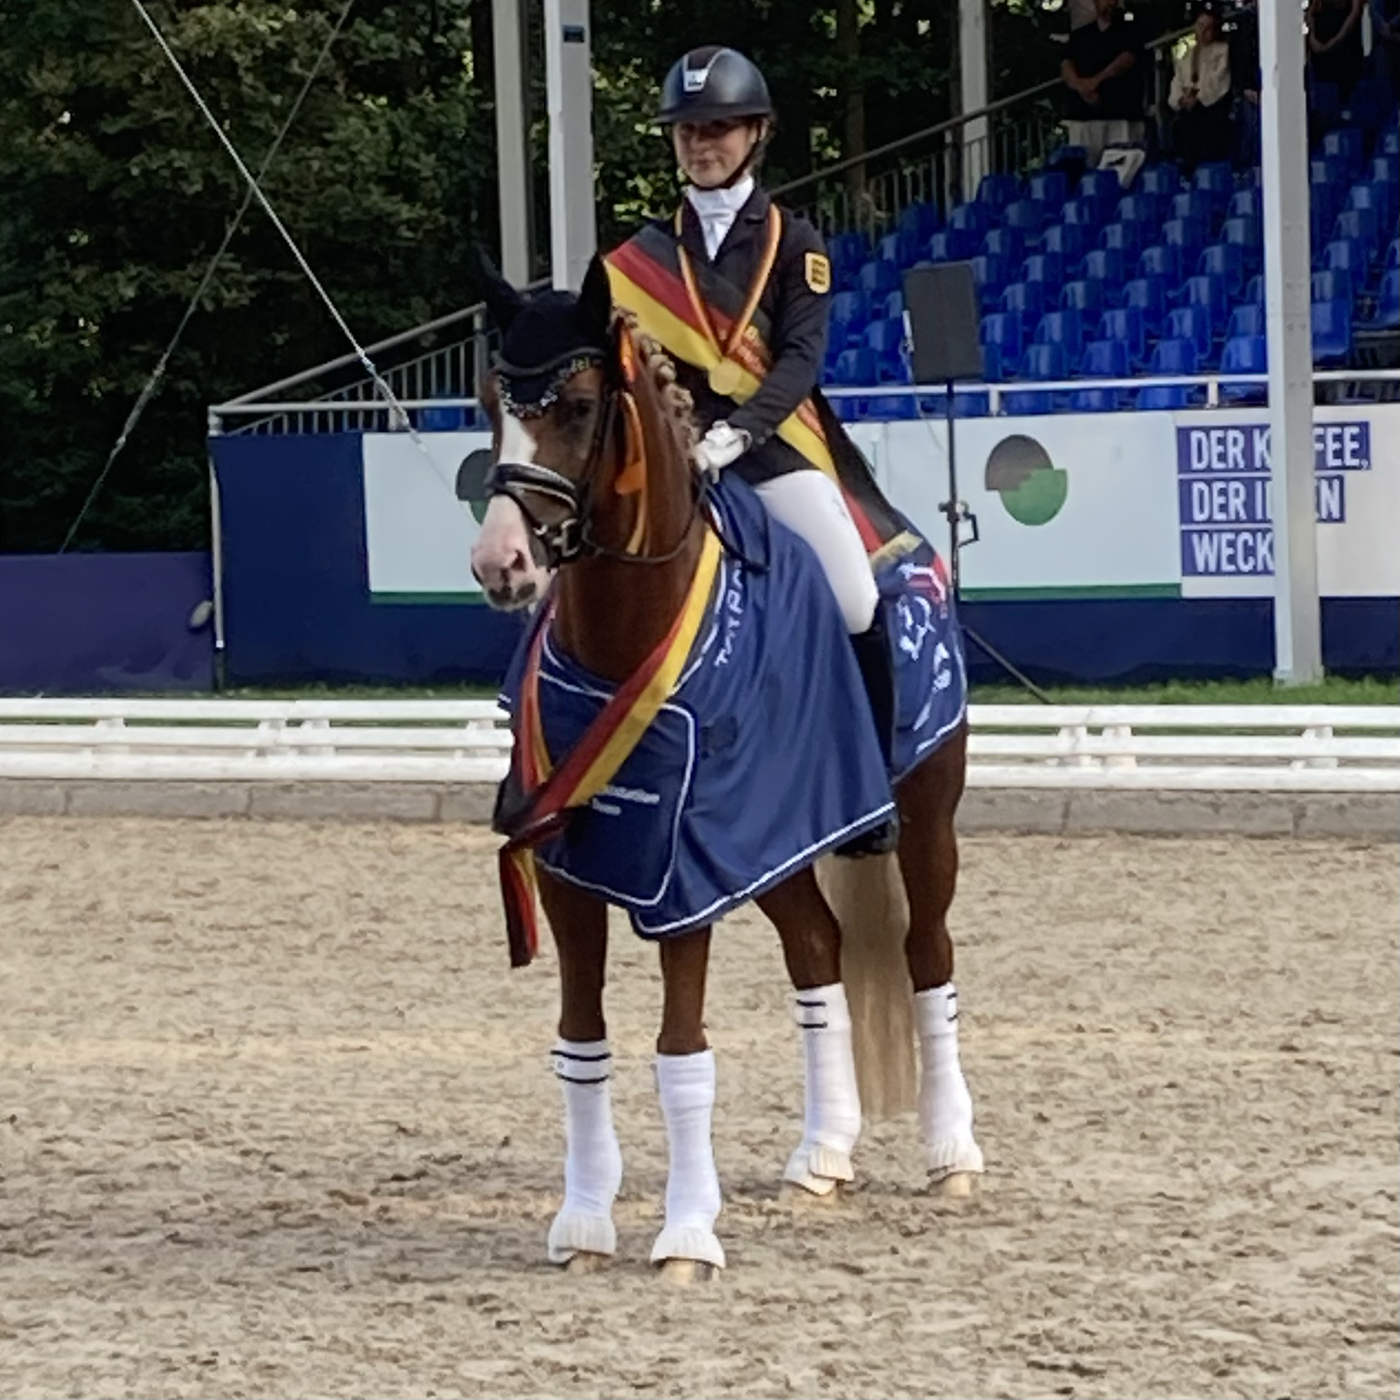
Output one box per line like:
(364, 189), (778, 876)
(468, 253), (983, 1283)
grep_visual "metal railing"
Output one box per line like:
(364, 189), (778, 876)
(2, 699), (1395, 792)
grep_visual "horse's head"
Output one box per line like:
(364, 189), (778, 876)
(470, 253), (698, 611)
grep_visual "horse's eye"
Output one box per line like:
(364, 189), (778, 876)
(565, 398), (594, 424)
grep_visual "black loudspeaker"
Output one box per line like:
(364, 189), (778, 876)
(901, 262), (984, 384)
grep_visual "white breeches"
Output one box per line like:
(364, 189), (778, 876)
(753, 470), (879, 635)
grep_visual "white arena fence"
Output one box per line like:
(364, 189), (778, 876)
(0, 699), (1396, 794)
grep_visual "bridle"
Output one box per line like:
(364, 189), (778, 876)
(485, 339), (705, 571)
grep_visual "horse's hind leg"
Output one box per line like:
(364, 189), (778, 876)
(896, 724), (985, 1192)
(537, 869), (623, 1269)
(652, 927), (725, 1280)
(757, 871), (861, 1198)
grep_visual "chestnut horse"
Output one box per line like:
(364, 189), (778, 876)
(469, 255), (982, 1283)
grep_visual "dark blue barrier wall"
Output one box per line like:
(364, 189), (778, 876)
(959, 596), (1399, 686)
(210, 433), (527, 686)
(0, 551), (213, 693)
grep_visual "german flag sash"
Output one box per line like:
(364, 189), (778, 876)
(495, 524), (724, 967)
(606, 224), (913, 560)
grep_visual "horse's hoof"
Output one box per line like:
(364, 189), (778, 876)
(930, 1170), (979, 1199)
(779, 1178), (843, 1206)
(657, 1257), (719, 1287)
(562, 1250), (611, 1274)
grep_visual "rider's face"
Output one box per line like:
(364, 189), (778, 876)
(673, 118), (760, 188)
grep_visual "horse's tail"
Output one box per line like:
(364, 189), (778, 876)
(816, 853), (917, 1121)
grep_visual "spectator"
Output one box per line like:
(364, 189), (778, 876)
(1372, 0), (1400, 102)
(1308, 0), (1366, 101)
(1061, 0), (1148, 167)
(1169, 4), (1235, 173)
(1225, 0), (1262, 165)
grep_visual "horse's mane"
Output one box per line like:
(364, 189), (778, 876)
(619, 312), (699, 469)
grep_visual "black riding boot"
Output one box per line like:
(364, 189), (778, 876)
(834, 621), (901, 859)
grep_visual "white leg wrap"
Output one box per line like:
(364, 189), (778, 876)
(547, 1039), (623, 1264)
(650, 1050), (725, 1269)
(915, 984), (985, 1180)
(784, 984), (862, 1194)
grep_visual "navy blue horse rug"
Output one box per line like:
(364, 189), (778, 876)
(500, 476), (899, 939)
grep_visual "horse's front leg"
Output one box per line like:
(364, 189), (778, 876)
(652, 927), (725, 1281)
(757, 870), (861, 1198)
(536, 868), (623, 1270)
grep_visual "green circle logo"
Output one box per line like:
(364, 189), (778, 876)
(985, 434), (1069, 526)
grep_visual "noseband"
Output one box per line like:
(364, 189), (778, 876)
(485, 343), (702, 570)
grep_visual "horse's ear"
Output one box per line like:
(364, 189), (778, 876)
(579, 253), (614, 342)
(472, 243), (526, 332)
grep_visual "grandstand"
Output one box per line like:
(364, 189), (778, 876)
(815, 84), (1400, 420)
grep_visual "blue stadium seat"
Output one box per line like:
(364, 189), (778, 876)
(1099, 221), (1146, 260)
(864, 316), (908, 381)
(882, 289), (906, 321)
(1221, 215), (1262, 253)
(1078, 337), (1130, 379)
(831, 289), (872, 348)
(1198, 242), (1245, 294)
(1382, 127), (1400, 156)
(1192, 162), (1235, 209)
(1042, 223), (1089, 263)
(1243, 273), (1266, 305)
(1219, 335), (1268, 405)
(1332, 207), (1380, 256)
(1322, 237), (1370, 283)
(1004, 343), (1067, 416)
(1070, 338), (1129, 412)
(1180, 273), (1230, 323)
(1311, 298), (1352, 364)
(1362, 268), (1400, 329)
(1139, 165), (1182, 200)
(928, 228), (980, 263)
(1227, 189), (1262, 222)
(856, 259), (900, 297)
(1164, 215), (1209, 256)
(1021, 251), (1065, 285)
(971, 253), (1010, 312)
(1060, 279), (1105, 317)
(1166, 304), (1215, 365)
(1028, 170), (1069, 208)
(1388, 238), (1400, 269)
(1035, 308), (1086, 362)
(1321, 127), (1364, 175)
(982, 227), (1025, 263)
(980, 312), (1024, 379)
(1136, 336), (1200, 409)
(1099, 306), (1147, 366)
(1226, 303), (1265, 341)
(1060, 197), (1102, 231)
(1122, 276), (1168, 333)
(1002, 279), (1047, 327)
(1138, 244), (1184, 284)
(1312, 267), (1355, 307)
(1169, 190), (1215, 227)
(949, 203), (992, 236)
(1002, 199), (1046, 239)
(1115, 193), (1158, 227)
(1081, 247), (1126, 287)
(833, 347), (878, 385)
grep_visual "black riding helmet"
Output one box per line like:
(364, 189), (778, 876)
(658, 46), (773, 126)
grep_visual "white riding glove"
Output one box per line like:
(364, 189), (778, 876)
(694, 421), (751, 480)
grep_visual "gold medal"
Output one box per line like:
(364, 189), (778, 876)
(708, 358), (743, 397)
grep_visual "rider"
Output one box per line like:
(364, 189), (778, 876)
(606, 45), (898, 858)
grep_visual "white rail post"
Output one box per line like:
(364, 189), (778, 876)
(544, 0), (597, 291)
